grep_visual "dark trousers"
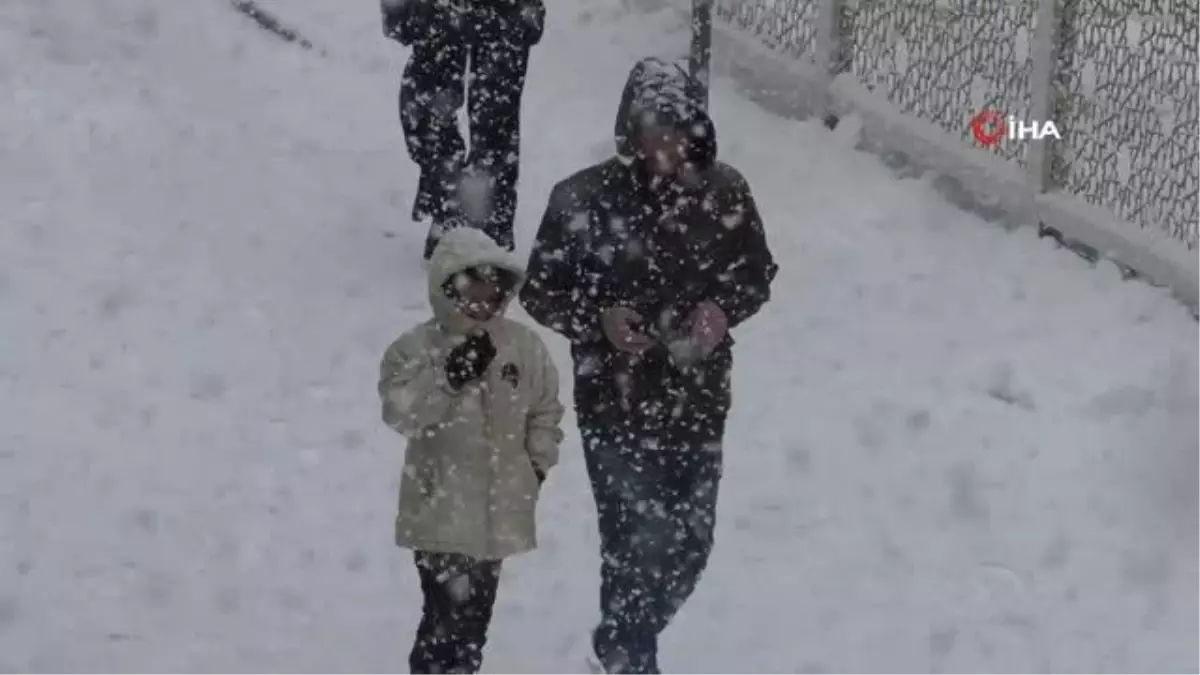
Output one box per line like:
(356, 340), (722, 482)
(409, 551), (503, 674)
(398, 5), (530, 250)
(580, 422), (723, 674)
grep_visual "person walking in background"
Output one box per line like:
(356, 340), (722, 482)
(378, 226), (564, 673)
(519, 57), (778, 674)
(381, 0), (545, 258)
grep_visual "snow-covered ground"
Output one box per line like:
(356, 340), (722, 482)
(1, 0), (1196, 672)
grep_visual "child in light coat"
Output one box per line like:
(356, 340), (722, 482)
(378, 226), (564, 674)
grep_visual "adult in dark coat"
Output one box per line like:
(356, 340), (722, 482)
(519, 57), (778, 674)
(382, 0), (545, 257)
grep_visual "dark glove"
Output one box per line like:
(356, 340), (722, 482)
(445, 332), (496, 390)
(534, 467), (546, 485)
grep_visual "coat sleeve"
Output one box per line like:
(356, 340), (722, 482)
(378, 329), (462, 438)
(524, 333), (564, 476)
(704, 171), (779, 328)
(519, 183), (604, 344)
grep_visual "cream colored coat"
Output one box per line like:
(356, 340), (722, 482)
(379, 228), (564, 560)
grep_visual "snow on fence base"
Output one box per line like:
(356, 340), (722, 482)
(684, 1), (1199, 310)
(827, 71), (1199, 308)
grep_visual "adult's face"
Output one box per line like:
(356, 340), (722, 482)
(638, 125), (690, 178)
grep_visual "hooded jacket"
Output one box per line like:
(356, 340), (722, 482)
(379, 227), (564, 560)
(519, 58), (777, 441)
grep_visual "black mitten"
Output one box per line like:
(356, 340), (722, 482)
(445, 332), (496, 390)
(534, 467), (546, 485)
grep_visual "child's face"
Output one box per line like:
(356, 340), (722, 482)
(454, 276), (507, 322)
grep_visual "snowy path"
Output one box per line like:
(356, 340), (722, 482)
(0, 1), (1195, 672)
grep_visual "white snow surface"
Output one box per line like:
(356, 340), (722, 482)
(1, 0), (1197, 672)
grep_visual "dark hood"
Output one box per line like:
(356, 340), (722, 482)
(613, 57), (717, 172)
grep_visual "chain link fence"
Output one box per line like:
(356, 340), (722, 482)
(715, 0), (1198, 250)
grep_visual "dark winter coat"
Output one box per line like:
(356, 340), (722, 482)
(520, 58), (778, 442)
(381, 0), (545, 47)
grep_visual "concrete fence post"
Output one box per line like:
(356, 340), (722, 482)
(1025, 0), (1064, 193)
(814, 0), (847, 125)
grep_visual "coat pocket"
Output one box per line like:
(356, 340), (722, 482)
(397, 445), (441, 523)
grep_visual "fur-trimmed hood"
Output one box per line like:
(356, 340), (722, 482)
(427, 227), (525, 335)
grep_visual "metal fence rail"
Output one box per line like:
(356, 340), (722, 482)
(714, 0), (1198, 249)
